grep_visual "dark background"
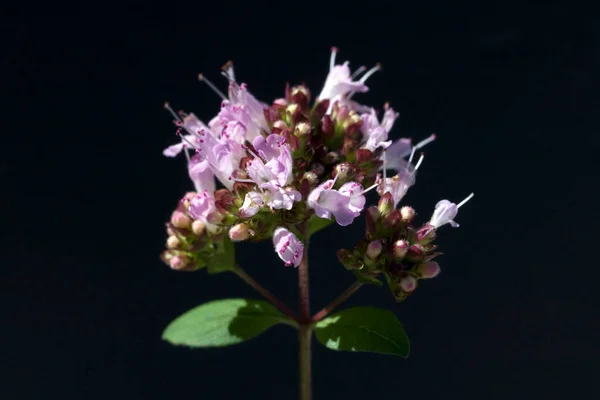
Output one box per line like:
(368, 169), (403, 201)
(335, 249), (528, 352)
(3, 2), (599, 399)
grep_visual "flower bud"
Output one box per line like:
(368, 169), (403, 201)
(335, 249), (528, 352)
(171, 211), (191, 229)
(416, 224), (436, 243)
(323, 151), (339, 164)
(366, 241), (382, 259)
(405, 244), (425, 262)
(273, 120), (288, 130)
(272, 98), (288, 111)
(291, 85), (311, 109)
(383, 209), (403, 230)
(399, 275), (417, 292)
(191, 220), (206, 236)
(294, 122), (311, 137)
(166, 235), (181, 249)
(229, 223), (250, 242)
(393, 240), (409, 260)
(169, 254), (190, 271)
(416, 262), (441, 279)
(378, 192), (394, 216)
(400, 206), (415, 223)
(302, 171), (318, 186)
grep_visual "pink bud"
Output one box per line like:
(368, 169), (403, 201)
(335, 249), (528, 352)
(366, 241), (382, 259)
(400, 206), (415, 222)
(169, 255), (190, 270)
(273, 119), (288, 129)
(229, 223), (250, 242)
(393, 240), (409, 260)
(399, 275), (417, 292)
(171, 211), (191, 229)
(417, 262), (441, 279)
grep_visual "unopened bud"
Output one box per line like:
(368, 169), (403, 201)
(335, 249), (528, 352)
(302, 171), (318, 186)
(383, 209), (403, 230)
(285, 104), (298, 115)
(229, 223), (250, 242)
(171, 211), (191, 229)
(166, 235), (181, 249)
(393, 240), (409, 260)
(416, 224), (436, 243)
(191, 220), (206, 236)
(378, 192), (394, 216)
(366, 241), (382, 259)
(400, 206), (415, 223)
(272, 99), (288, 110)
(416, 262), (441, 279)
(295, 122), (311, 137)
(399, 275), (417, 292)
(169, 254), (190, 270)
(273, 119), (288, 130)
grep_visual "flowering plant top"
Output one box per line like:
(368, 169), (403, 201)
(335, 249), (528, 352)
(160, 48), (473, 400)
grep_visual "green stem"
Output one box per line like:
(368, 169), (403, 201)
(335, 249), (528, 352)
(233, 266), (300, 323)
(312, 281), (364, 322)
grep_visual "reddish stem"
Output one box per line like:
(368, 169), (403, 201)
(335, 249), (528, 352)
(233, 267), (300, 323)
(312, 281), (364, 322)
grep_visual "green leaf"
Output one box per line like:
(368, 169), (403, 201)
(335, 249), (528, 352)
(162, 298), (296, 347)
(308, 215), (333, 236)
(314, 306), (410, 357)
(206, 236), (235, 274)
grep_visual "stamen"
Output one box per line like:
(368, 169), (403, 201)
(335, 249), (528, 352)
(359, 63), (381, 83)
(177, 131), (200, 150)
(456, 192), (475, 208)
(164, 102), (182, 122)
(350, 66), (367, 79)
(356, 182), (380, 197)
(183, 148), (191, 164)
(242, 145), (265, 163)
(408, 146), (417, 165)
(413, 153), (425, 171)
(221, 60), (236, 82)
(198, 73), (228, 101)
(399, 134), (437, 158)
(330, 46), (338, 70)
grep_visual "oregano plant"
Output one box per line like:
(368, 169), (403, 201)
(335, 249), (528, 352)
(160, 47), (473, 399)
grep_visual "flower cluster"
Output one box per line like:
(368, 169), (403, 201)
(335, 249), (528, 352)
(161, 48), (473, 300)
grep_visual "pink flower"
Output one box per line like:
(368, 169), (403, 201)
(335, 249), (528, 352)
(238, 191), (264, 218)
(162, 113), (212, 157)
(317, 47), (372, 101)
(307, 179), (367, 227)
(273, 227), (304, 267)
(189, 190), (223, 231)
(360, 106), (398, 151)
(377, 149), (423, 208)
(383, 134), (436, 172)
(429, 193), (474, 229)
(187, 155), (216, 194)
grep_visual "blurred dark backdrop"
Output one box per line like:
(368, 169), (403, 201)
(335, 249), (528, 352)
(2, 2), (599, 399)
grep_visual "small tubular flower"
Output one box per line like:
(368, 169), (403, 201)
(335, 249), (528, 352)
(273, 227), (304, 267)
(429, 193), (474, 229)
(360, 106), (398, 151)
(317, 47), (371, 101)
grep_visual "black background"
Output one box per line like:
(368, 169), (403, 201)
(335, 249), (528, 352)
(3, 2), (599, 399)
